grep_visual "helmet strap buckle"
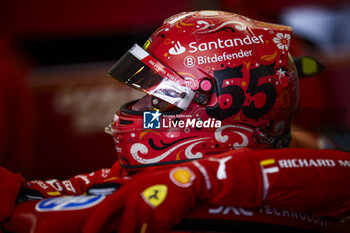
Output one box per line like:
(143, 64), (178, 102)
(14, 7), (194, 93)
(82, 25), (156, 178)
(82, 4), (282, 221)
(194, 78), (214, 105)
(253, 125), (291, 148)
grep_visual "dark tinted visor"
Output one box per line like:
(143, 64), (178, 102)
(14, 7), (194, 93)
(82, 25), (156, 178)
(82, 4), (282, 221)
(108, 44), (195, 110)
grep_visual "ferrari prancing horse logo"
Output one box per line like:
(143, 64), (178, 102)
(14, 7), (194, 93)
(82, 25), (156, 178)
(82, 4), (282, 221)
(141, 184), (168, 208)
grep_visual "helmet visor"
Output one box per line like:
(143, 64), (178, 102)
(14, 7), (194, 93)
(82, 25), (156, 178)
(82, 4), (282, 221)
(108, 44), (195, 110)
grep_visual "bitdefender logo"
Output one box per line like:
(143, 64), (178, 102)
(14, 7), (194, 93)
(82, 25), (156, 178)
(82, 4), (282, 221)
(143, 110), (162, 129)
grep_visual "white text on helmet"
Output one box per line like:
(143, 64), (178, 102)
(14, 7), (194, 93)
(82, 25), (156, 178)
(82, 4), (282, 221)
(188, 35), (264, 53)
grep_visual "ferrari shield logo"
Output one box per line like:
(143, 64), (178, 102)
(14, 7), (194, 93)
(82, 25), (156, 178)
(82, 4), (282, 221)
(141, 184), (168, 208)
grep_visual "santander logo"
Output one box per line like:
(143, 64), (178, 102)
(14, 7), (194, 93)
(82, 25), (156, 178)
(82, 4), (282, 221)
(168, 35), (265, 56)
(169, 41), (186, 55)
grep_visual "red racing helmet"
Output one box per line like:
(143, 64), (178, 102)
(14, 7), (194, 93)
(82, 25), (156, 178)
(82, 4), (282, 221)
(105, 10), (299, 169)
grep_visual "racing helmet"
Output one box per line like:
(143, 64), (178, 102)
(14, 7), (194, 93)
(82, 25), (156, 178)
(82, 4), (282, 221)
(105, 10), (299, 169)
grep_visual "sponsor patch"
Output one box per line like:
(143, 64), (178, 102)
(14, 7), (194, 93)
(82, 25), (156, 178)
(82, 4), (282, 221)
(141, 184), (168, 208)
(260, 159), (276, 166)
(35, 195), (105, 212)
(46, 191), (61, 196)
(170, 167), (195, 188)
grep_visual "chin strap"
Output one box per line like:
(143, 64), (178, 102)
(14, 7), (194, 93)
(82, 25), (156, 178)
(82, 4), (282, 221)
(253, 126), (291, 149)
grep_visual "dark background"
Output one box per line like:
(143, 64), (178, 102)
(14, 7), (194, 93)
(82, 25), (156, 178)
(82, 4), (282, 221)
(0, 0), (349, 179)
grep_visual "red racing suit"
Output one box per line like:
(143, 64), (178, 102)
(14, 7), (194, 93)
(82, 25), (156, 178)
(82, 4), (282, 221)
(1, 148), (350, 233)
